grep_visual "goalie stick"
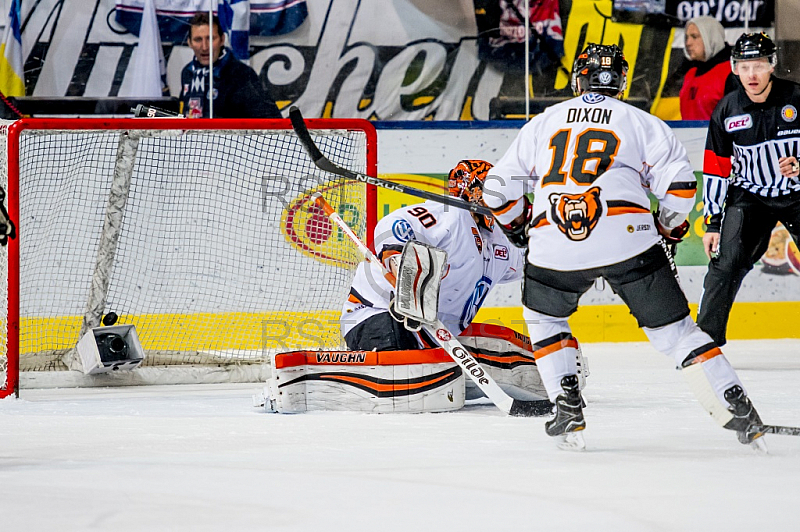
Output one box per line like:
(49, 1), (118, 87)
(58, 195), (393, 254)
(312, 192), (552, 417)
(289, 107), (493, 217)
(749, 424), (800, 437)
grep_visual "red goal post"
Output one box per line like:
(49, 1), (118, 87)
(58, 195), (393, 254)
(0, 118), (377, 398)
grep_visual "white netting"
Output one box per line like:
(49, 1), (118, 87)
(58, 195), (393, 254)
(1, 122), (373, 393)
(0, 121), (9, 392)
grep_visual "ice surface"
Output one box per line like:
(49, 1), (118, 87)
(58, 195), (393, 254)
(2, 340), (799, 531)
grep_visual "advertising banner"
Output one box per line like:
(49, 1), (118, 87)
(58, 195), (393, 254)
(16, 0), (677, 119)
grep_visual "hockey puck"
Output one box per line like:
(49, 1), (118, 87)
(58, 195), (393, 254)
(102, 312), (118, 326)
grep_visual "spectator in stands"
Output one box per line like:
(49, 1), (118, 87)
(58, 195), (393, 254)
(680, 16), (737, 120)
(180, 13), (281, 119)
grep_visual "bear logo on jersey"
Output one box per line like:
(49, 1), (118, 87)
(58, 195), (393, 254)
(549, 187), (603, 241)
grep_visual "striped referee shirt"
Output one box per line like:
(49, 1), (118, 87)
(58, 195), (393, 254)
(703, 77), (800, 230)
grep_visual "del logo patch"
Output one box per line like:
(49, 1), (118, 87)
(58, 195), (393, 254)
(782, 105), (797, 122)
(725, 114), (752, 132)
(494, 245), (509, 260)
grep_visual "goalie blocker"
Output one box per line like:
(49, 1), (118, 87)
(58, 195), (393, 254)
(264, 324), (552, 413)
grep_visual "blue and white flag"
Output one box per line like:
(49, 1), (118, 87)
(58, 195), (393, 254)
(0, 0), (24, 97)
(249, 0), (307, 36)
(218, 0), (250, 61)
(120, 0), (166, 97)
(115, 0), (308, 60)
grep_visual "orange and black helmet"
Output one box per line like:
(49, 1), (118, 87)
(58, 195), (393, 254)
(448, 160), (494, 230)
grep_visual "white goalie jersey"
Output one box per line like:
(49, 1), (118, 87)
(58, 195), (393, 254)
(341, 201), (524, 337)
(486, 93), (698, 271)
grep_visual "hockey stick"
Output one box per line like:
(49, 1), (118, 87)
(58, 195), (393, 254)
(750, 424), (800, 437)
(289, 107), (493, 217)
(313, 193), (552, 417)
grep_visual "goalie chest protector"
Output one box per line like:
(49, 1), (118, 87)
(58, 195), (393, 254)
(267, 349), (465, 413)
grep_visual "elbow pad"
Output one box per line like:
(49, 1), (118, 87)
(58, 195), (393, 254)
(498, 197), (532, 248)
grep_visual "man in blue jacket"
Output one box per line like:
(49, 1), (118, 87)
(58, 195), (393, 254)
(180, 13), (281, 119)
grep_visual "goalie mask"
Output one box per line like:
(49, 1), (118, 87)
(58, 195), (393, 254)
(571, 43), (629, 97)
(448, 160), (495, 230)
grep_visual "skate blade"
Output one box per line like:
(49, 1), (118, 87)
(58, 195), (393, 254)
(749, 434), (768, 455)
(556, 430), (586, 452)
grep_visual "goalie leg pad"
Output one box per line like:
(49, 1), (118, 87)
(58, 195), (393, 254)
(459, 323), (547, 401)
(267, 349), (465, 413)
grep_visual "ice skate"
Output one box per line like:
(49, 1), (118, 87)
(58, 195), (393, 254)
(545, 375), (586, 451)
(723, 385), (767, 453)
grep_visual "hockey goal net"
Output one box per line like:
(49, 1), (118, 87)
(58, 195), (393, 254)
(0, 118), (376, 398)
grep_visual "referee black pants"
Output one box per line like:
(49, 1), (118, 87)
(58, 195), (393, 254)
(697, 187), (800, 345)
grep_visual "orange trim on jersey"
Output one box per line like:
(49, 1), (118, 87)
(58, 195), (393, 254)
(703, 148), (732, 178)
(532, 337), (579, 360)
(274, 349), (453, 369)
(490, 198), (521, 216)
(347, 293), (362, 304)
(529, 212), (550, 229)
(666, 188), (698, 199)
(686, 347), (723, 365)
(532, 217), (551, 228)
(606, 205), (650, 216)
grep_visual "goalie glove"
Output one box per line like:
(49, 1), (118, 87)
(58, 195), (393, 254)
(497, 197), (532, 248)
(389, 293), (422, 332)
(388, 241), (447, 332)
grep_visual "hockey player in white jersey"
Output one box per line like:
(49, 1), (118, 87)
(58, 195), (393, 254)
(342, 160), (562, 401)
(484, 43), (765, 450)
(342, 160), (524, 349)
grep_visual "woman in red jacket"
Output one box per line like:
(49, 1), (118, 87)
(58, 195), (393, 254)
(680, 16), (737, 120)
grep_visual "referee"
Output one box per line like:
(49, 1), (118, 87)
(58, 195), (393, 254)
(698, 32), (800, 346)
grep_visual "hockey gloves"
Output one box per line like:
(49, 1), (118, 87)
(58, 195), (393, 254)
(655, 216), (690, 245)
(389, 293), (422, 332)
(497, 197), (532, 248)
(654, 213), (690, 257)
(388, 241), (448, 332)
